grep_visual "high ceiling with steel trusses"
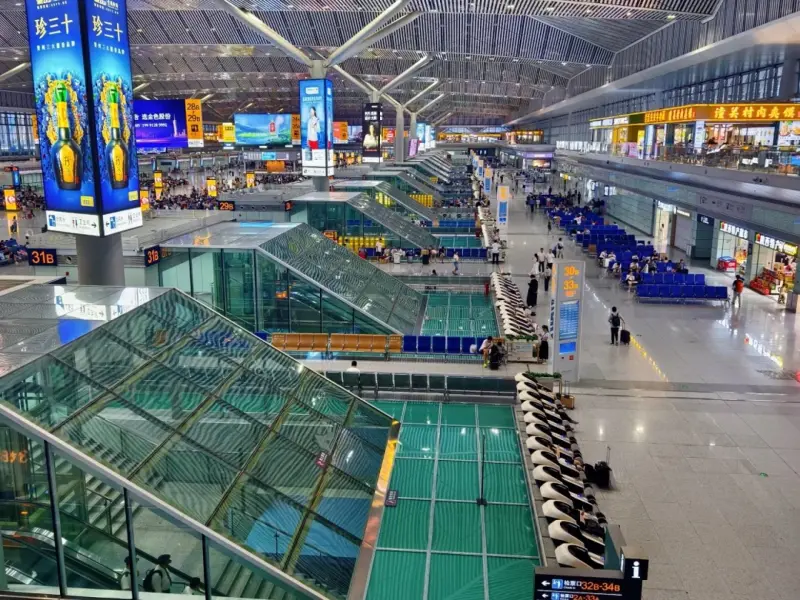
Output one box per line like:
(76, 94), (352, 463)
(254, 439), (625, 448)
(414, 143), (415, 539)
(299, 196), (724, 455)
(0, 0), (729, 125)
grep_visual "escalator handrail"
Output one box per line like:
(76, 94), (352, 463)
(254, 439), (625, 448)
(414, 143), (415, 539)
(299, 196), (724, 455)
(1, 501), (223, 596)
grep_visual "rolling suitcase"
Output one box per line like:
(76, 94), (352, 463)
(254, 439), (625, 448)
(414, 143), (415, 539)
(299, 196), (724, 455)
(620, 329), (631, 345)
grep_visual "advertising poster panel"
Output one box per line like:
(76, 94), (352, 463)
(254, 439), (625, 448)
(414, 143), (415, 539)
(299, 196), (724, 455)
(333, 121), (349, 144)
(299, 79), (333, 176)
(362, 103), (381, 163)
(135, 99), (205, 149)
(291, 114), (301, 145)
(234, 113), (292, 146)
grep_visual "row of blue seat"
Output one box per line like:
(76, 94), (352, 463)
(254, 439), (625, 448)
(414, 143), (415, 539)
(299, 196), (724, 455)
(403, 335), (482, 354)
(637, 285), (728, 300)
(640, 273), (705, 285)
(577, 233), (637, 244)
(364, 248), (488, 259)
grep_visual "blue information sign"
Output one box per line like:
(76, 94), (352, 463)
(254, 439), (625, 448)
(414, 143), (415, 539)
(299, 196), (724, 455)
(26, 0), (140, 236)
(558, 300), (580, 342)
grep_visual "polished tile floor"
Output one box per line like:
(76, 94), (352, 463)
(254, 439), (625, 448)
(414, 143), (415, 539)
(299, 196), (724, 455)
(499, 185), (800, 600)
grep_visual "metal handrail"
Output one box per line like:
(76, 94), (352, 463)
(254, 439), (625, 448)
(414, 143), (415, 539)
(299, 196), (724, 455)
(0, 403), (329, 600)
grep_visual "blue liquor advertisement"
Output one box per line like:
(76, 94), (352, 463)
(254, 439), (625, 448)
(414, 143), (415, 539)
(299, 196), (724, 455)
(299, 79), (329, 176)
(26, 0), (100, 235)
(325, 79), (334, 176)
(135, 99), (188, 148)
(234, 113), (292, 146)
(85, 0), (141, 235)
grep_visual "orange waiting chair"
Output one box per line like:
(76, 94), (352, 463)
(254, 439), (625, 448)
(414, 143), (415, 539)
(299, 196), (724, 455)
(270, 333), (287, 351)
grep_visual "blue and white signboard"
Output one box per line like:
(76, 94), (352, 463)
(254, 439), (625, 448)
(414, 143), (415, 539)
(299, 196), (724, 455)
(550, 260), (585, 382)
(483, 177), (491, 194)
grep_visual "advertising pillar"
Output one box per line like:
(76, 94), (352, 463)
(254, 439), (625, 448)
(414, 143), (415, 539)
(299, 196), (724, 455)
(299, 78), (334, 190)
(496, 185), (509, 237)
(395, 109), (405, 163)
(549, 260), (585, 382)
(26, 0), (141, 283)
(362, 102), (382, 164)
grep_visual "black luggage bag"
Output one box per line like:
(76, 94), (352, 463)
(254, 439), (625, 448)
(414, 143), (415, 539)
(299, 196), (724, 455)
(620, 329), (630, 345)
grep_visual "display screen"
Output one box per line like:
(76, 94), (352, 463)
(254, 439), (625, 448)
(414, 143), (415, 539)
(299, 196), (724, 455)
(300, 79), (333, 176)
(135, 99), (203, 149)
(558, 300), (580, 341)
(234, 113), (291, 146)
(28, 248), (57, 266)
(362, 103), (382, 162)
(291, 114), (300, 145)
(416, 123), (425, 149)
(408, 138), (419, 158)
(425, 124), (433, 149)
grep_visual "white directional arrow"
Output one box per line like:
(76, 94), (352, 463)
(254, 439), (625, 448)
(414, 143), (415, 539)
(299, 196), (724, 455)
(542, 580), (551, 587)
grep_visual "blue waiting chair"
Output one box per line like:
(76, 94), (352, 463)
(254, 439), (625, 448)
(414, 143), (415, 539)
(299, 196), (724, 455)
(695, 274), (706, 286)
(447, 337), (461, 354)
(417, 336), (432, 353)
(674, 273), (686, 285)
(432, 336), (447, 353)
(402, 336), (417, 352)
(461, 336), (477, 354)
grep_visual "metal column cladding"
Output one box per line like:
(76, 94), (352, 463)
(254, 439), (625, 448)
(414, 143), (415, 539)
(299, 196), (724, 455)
(26, 0), (141, 237)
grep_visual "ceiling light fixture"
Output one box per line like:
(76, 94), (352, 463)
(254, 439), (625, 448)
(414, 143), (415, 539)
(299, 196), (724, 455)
(561, 61), (567, 65)
(667, 14), (676, 19)
(545, 5), (554, 10)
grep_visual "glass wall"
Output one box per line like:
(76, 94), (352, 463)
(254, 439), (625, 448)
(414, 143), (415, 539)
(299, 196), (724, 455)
(160, 247), (391, 335)
(0, 287), (399, 600)
(0, 111), (36, 157)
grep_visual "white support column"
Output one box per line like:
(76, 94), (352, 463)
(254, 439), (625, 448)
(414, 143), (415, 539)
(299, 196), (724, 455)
(408, 111), (417, 155)
(395, 109), (405, 163)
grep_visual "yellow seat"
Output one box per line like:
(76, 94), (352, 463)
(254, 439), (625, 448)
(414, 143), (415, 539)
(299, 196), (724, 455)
(329, 334), (346, 352)
(312, 334), (329, 352)
(388, 335), (403, 354)
(343, 334), (360, 352)
(297, 334), (315, 352)
(270, 333), (286, 351)
(283, 334), (301, 352)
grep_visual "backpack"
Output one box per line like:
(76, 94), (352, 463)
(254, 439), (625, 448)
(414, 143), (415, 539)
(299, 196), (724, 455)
(734, 280), (744, 293)
(142, 569), (157, 592)
(610, 314), (621, 328)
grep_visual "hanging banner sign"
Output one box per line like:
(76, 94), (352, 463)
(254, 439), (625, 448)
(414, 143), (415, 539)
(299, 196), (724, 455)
(153, 170), (163, 188)
(139, 189), (150, 212)
(245, 172), (255, 188)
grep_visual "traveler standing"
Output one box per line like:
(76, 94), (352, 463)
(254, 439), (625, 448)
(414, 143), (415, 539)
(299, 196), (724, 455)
(491, 241), (501, 265)
(452, 252), (460, 275)
(144, 555), (172, 593)
(543, 266), (552, 292)
(556, 237), (564, 259)
(732, 276), (744, 307)
(527, 275), (539, 308)
(608, 307), (623, 345)
(537, 248), (545, 273)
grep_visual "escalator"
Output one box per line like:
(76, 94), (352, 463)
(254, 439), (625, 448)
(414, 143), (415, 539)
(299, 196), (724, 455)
(345, 193), (439, 249)
(372, 169), (446, 204)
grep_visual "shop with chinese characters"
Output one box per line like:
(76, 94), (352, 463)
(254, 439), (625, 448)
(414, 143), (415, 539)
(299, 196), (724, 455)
(506, 129), (544, 144)
(714, 220), (750, 276)
(748, 233), (797, 302)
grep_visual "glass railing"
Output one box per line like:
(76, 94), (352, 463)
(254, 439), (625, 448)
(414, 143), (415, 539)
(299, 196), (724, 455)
(560, 142), (800, 177)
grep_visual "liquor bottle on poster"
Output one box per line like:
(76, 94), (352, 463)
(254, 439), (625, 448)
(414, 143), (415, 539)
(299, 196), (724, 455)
(51, 82), (82, 191)
(105, 85), (129, 189)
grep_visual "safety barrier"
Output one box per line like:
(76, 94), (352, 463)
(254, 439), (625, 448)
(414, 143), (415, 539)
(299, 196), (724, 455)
(363, 247), (488, 260)
(324, 370), (518, 398)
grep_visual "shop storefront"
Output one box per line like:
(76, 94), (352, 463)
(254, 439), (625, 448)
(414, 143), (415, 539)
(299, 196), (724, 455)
(507, 129), (544, 144)
(748, 233), (797, 302)
(714, 221), (749, 276)
(673, 207), (694, 255)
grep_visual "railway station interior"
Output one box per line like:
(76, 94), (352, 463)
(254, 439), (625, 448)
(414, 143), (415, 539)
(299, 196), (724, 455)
(1, 1), (800, 600)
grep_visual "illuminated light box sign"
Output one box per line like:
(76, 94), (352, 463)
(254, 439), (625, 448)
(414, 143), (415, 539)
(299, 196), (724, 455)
(3, 187), (17, 211)
(300, 79), (334, 176)
(362, 103), (382, 163)
(135, 99), (204, 149)
(28, 248), (58, 266)
(27, 0), (141, 236)
(333, 121), (349, 144)
(234, 113), (292, 146)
